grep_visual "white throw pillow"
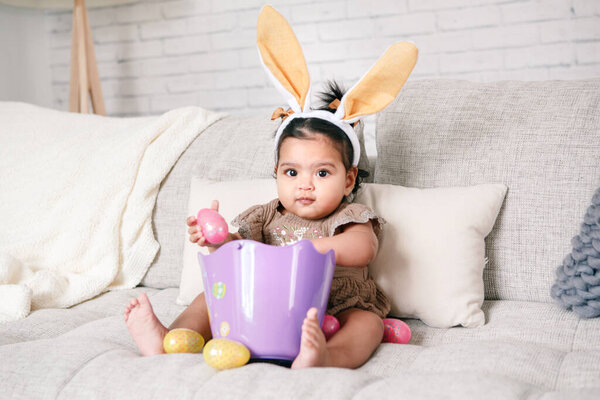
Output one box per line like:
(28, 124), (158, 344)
(177, 178), (278, 305)
(356, 183), (507, 328)
(178, 179), (507, 328)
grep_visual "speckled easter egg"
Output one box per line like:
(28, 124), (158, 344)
(197, 208), (228, 244)
(163, 328), (205, 353)
(203, 338), (250, 370)
(382, 318), (411, 344)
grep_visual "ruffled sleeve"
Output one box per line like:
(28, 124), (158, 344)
(231, 198), (279, 242)
(328, 202), (385, 240)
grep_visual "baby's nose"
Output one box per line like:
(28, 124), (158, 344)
(298, 176), (314, 191)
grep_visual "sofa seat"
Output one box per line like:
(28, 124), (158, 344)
(1, 288), (597, 399)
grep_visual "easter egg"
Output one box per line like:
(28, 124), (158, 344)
(321, 315), (340, 340)
(203, 338), (250, 370)
(163, 328), (205, 353)
(197, 208), (228, 244)
(382, 318), (411, 344)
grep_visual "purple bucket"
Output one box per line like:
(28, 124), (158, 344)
(198, 239), (335, 361)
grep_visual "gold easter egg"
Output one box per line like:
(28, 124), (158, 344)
(203, 338), (250, 370)
(163, 328), (205, 354)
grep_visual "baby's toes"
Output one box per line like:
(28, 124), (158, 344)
(125, 299), (139, 312)
(301, 324), (319, 346)
(124, 307), (132, 321)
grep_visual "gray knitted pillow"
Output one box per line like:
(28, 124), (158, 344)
(551, 187), (600, 318)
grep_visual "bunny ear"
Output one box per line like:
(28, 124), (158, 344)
(257, 6), (311, 112)
(335, 42), (418, 123)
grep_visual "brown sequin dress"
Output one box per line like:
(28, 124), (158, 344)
(231, 199), (391, 318)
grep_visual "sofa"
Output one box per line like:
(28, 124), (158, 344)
(1, 78), (599, 399)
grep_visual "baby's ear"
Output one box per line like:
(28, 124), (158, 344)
(345, 167), (358, 196)
(335, 42), (418, 123)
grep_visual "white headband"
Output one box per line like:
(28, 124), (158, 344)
(274, 110), (361, 167)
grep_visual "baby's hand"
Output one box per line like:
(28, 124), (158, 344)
(187, 200), (220, 247)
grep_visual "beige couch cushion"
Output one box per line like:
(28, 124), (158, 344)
(374, 79), (600, 303)
(1, 289), (599, 399)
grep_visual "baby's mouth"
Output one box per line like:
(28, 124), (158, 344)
(297, 197), (315, 205)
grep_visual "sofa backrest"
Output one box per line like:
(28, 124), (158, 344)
(375, 79), (600, 303)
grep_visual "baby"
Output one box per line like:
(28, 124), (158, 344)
(124, 81), (391, 369)
(125, 4), (417, 370)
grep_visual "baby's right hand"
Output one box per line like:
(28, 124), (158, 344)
(186, 200), (219, 247)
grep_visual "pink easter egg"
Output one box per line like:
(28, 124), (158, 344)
(382, 318), (411, 344)
(197, 208), (228, 244)
(321, 315), (340, 340)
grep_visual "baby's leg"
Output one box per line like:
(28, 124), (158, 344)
(326, 308), (384, 368)
(124, 292), (211, 356)
(168, 292), (212, 340)
(291, 307), (383, 369)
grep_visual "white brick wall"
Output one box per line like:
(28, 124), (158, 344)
(45, 0), (600, 155)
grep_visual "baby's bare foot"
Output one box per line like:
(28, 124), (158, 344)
(124, 293), (168, 356)
(291, 308), (329, 369)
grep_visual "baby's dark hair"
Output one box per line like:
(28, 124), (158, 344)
(275, 80), (369, 195)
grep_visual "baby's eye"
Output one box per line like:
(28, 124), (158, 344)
(317, 170), (329, 178)
(285, 169), (297, 177)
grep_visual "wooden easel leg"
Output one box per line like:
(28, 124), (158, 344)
(82, 0), (106, 115)
(68, 3), (80, 113)
(68, 0), (106, 115)
(75, 0), (89, 114)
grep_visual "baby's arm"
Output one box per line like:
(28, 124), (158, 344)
(186, 200), (241, 253)
(310, 221), (378, 267)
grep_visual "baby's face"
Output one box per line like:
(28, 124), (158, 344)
(275, 135), (356, 220)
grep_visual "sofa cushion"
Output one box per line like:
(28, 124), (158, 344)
(356, 183), (506, 328)
(1, 288), (599, 399)
(0, 287), (158, 345)
(178, 178), (278, 305)
(375, 79), (600, 303)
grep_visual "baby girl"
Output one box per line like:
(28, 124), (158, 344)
(125, 82), (390, 369)
(124, 5), (417, 370)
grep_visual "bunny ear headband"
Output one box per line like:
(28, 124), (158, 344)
(257, 5), (418, 166)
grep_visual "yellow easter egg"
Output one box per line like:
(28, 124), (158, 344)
(163, 328), (205, 354)
(203, 338), (250, 370)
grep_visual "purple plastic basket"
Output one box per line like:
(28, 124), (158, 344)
(198, 239), (335, 361)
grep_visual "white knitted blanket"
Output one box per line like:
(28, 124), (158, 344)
(0, 102), (223, 322)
